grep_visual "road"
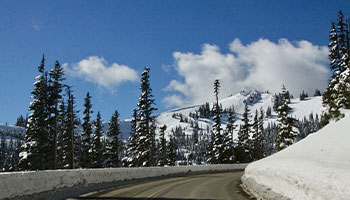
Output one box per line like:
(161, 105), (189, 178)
(68, 171), (252, 200)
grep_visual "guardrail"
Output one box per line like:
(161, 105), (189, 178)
(0, 164), (247, 200)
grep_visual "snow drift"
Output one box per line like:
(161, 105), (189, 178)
(242, 113), (350, 200)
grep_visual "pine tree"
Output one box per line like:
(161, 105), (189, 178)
(275, 85), (298, 151)
(258, 108), (265, 157)
(48, 61), (65, 169)
(208, 79), (223, 164)
(222, 106), (235, 163)
(166, 134), (176, 166)
(105, 110), (121, 167)
(56, 100), (66, 169)
(15, 115), (27, 127)
(92, 112), (103, 168)
(322, 11), (350, 125)
(126, 108), (138, 167)
(134, 67), (157, 167)
(149, 120), (157, 166)
(81, 92), (93, 168)
(158, 125), (167, 166)
(337, 14), (350, 109)
(19, 56), (50, 170)
(251, 108), (265, 160)
(62, 87), (79, 169)
(235, 102), (251, 163)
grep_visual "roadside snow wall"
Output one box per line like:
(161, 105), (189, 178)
(0, 164), (247, 200)
(241, 113), (350, 200)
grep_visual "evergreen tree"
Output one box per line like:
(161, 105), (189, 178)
(126, 108), (138, 167)
(251, 108), (265, 160)
(322, 11), (350, 125)
(56, 100), (66, 169)
(275, 85), (298, 151)
(158, 125), (167, 166)
(222, 106), (236, 163)
(258, 108), (265, 156)
(134, 67), (157, 167)
(105, 110), (121, 167)
(150, 120), (157, 166)
(15, 115), (27, 128)
(19, 56), (50, 170)
(235, 102), (251, 163)
(48, 61), (65, 169)
(166, 134), (176, 166)
(92, 112), (103, 168)
(314, 89), (322, 96)
(81, 92), (93, 168)
(62, 87), (79, 169)
(266, 106), (272, 118)
(208, 79), (223, 164)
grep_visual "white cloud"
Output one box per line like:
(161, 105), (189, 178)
(65, 56), (138, 90)
(164, 38), (329, 107)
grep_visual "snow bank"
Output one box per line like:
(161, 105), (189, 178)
(0, 164), (246, 199)
(242, 114), (350, 200)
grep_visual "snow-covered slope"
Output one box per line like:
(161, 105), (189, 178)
(0, 125), (25, 136)
(242, 112), (350, 200)
(153, 91), (324, 139)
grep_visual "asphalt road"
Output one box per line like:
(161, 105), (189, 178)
(68, 171), (252, 200)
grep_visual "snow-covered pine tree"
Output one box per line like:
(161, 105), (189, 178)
(222, 106), (235, 163)
(166, 134), (176, 166)
(149, 120), (157, 166)
(258, 107), (265, 157)
(19, 55), (50, 170)
(134, 67), (157, 167)
(81, 92), (93, 168)
(266, 106), (272, 118)
(7, 137), (16, 171)
(251, 110), (259, 160)
(235, 102), (251, 163)
(158, 125), (167, 166)
(48, 61), (65, 169)
(62, 86), (79, 169)
(322, 11), (350, 125)
(105, 110), (121, 167)
(92, 112), (103, 168)
(126, 108), (138, 167)
(275, 85), (298, 151)
(251, 108), (265, 160)
(208, 79), (223, 164)
(56, 100), (66, 169)
(336, 12), (350, 110)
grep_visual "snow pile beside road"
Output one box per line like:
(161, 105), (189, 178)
(242, 113), (350, 200)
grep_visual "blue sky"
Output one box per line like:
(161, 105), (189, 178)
(0, 0), (349, 124)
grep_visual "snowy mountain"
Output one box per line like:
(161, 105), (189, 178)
(151, 90), (324, 140)
(0, 125), (25, 136)
(242, 110), (350, 200)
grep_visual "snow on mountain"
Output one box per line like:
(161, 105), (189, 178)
(0, 125), (25, 135)
(242, 111), (350, 200)
(152, 90), (324, 140)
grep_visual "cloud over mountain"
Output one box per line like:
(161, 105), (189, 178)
(164, 38), (329, 108)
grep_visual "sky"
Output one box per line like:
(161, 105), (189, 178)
(0, 0), (349, 124)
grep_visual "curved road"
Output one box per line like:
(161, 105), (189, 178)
(69, 172), (251, 200)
